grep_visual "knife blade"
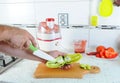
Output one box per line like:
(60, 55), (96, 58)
(29, 44), (55, 61)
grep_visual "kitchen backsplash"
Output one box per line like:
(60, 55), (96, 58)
(0, 0), (120, 26)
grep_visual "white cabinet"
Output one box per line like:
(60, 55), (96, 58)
(60, 28), (89, 51)
(60, 28), (120, 52)
(34, 1), (90, 25)
(89, 29), (120, 51)
(35, 0), (81, 2)
(0, 3), (35, 24)
(0, 0), (34, 3)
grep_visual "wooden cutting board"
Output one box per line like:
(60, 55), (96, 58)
(34, 63), (100, 78)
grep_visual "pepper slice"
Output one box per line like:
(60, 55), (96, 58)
(64, 53), (82, 64)
(80, 64), (91, 70)
(46, 53), (82, 68)
(46, 56), (65, 68)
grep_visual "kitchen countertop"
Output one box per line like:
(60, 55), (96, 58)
(0, 53), (120, 83)
(0, 27), (120, 83)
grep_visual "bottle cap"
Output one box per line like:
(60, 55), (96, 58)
(46, 18), (55, 22)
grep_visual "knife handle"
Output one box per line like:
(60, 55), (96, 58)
(29, 44), (38, 52)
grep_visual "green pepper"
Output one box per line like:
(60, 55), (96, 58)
(46, 53), (82, 68)
(46, 61), (64, 68)
(64, 53), (82, 64)
(80, 64), (91, 70)
(46, 56), (65, 68)
(86, 64), (91, 70)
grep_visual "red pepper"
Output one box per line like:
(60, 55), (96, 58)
(86, 52), (98, 56)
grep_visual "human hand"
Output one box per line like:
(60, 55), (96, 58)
(47, 50), (72, 70)
(6, 27), (36, 49)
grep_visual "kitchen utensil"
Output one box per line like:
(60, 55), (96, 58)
(99, 0), (113, 17)
(90, 16), (98, 26)
(34, 63), (100, 78)
(29, 44), (55, 61)
(90, 0), (98, 26)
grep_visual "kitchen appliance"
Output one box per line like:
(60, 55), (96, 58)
(37, 18), (62, 51)
(0, 52), (22, 74)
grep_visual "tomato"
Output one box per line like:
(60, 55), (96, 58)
(96, 53), (101, 58)
(104, 50), (118, 59)
(110, 52), (118, 58)
(106, 47), (115, 52)
(99, 51), (105, 58)
(96, 45), (106, 52)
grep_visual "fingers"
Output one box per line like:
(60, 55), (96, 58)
(29, 36), (37, 47)
(20, 31), (37, 49)
(60, 64), (72, 70)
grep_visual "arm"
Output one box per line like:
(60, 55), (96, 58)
(0, 41), (47, 63)
(0, 24), (36, 49)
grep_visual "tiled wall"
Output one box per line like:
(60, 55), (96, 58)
(34, 1), (89, 25)
(0, 0), (120, 51)
(0, 3), (35, 24)
(60, 28), (120, 52)
(0, 0), (120, 25)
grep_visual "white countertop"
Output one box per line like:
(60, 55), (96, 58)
(0, 54), (120, 83)
(0, 28), (120, 83)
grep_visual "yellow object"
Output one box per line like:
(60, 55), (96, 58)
(90, 16), (98, 26)
(99, 0), (113, 17)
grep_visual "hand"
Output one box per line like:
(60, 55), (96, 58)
(47, 50), (72, 70)
(6, 27), (36, 49)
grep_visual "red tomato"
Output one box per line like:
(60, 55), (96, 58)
(96, 53), (101, 58)
(99, 51), (105, 58)
(96, 45), (106, 52)
(106, 47), (115, 52)
(110, 52), (118, 58)
(104, 50), (118, 59)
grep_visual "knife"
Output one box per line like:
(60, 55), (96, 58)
(29, 44), (55, 61)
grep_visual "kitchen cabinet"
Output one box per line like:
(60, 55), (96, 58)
(60, 27), (120, 52)
(60, 28), (89, 51)
(89, 29), (120, 52)
(35, 0), (83, 2)
(0, 0), (34, 3)
(0, 3), (35, 24)
(34, 1), (90, 25)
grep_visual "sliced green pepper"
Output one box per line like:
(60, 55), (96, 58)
(46, 56), (65, 68)
(80, 64), (91, 70)
(64, 53), (82, 64)
(46, 53), (82, 68)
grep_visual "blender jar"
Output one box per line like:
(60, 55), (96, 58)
(37, 18), (61, 51)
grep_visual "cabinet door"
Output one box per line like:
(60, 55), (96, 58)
(34, 1), (89, 25)
(0, 0), (34, 3)
(0, 3), (35, 24)
(35, 0), (81, 2)
(89, 29), (120, 51)
(60, 28), (89, 52)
